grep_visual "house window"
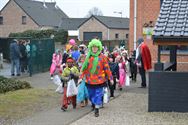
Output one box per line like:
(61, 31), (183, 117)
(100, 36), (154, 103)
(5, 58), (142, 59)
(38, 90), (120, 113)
(0, 16), (3, 25)
(115, 33), (119, 39)
(126, 34), (129, 38)
(22, 16), (26, 24)
(161, 45), (188, 52)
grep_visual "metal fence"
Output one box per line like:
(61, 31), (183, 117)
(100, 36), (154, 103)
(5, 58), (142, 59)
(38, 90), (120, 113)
(0, 38), (54, 76)
(29, 38), (54, 76)
(0, 38), (13, 61)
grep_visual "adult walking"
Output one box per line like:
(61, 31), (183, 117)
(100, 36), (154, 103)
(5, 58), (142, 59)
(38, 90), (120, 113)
(19, 40), (27, 73)
(135, 38), (152, 88)
(10, 39), (21, 76)
(79, 39), (113, 117)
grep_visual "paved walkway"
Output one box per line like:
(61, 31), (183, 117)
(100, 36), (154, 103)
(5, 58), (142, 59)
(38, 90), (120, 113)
(14, 71), (125, 125)
(69, 84), (188, 125)
(0, 62), (12, 78)
(2, 62), (187, 125)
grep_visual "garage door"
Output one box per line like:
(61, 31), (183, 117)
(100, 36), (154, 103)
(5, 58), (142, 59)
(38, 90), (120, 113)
(83, 32), (102, 41)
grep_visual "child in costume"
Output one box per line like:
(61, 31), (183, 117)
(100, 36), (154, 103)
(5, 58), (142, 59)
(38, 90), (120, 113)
(50, 49), (62, 79)
(122, 50), (130, 86)
(61, 57), (79, 111)
(116, 55), (126, 91)
(78, 53), (86, 70)
(79, 39), (113, 117)
(77, 78), (89, 107)
(71, 45), (80, 63)
(108, 54), (119, 97)
(77, 53), (89, 107)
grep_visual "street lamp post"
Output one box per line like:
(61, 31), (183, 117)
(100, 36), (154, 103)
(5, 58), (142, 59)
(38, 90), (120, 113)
(114, 11), (122, 18)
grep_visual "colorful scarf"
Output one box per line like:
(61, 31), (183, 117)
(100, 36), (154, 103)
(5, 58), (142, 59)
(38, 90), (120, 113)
(81, 39), (102, 74)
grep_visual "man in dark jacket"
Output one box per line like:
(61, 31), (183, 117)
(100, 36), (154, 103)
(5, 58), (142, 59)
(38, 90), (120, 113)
(19, 40), (27, 73)
(129, 50), (137, 82)
(10, 39), (21, 76)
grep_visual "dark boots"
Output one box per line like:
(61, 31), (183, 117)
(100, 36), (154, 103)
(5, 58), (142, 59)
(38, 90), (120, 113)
(94, 108), (99, 117)
(91, 103), (95, 111)
(92, 104), (99, 117)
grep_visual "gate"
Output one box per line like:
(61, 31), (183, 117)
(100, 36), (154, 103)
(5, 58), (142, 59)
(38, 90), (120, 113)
(29, 38), (54, 76)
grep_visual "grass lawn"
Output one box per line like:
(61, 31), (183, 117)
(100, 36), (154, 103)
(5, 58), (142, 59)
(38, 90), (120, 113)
(0, 88), (61, 123)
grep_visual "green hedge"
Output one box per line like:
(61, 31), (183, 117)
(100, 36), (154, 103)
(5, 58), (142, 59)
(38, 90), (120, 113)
(0, 76), (32, 94)
(9, 29), (68, 44)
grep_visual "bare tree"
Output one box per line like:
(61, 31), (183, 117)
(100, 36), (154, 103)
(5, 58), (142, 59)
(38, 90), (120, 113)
(85, 7), (103, 17)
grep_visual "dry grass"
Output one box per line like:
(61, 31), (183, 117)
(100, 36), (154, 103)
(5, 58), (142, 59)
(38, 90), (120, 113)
(0, 88), (61, 124)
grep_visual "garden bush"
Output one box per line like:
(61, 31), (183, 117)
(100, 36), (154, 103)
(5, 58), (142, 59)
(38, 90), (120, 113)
(9, 29), (68, 44)
(0, 76), (31, 94)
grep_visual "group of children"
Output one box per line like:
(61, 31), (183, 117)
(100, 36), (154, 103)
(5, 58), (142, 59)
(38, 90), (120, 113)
(49, 39), (138, 116)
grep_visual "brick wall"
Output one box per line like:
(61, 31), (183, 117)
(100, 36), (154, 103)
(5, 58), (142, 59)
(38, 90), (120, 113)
(79, 17), (107, 41)
(129, 0), (188, 71)
(109, 29), (129, 41)
(0, 0), (39, 37)
(79, 17), (129, 41)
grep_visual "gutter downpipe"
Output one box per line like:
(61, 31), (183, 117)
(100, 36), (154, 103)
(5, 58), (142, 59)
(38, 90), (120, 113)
(134, 0), (137, 50)
(107, 28), (110, 40)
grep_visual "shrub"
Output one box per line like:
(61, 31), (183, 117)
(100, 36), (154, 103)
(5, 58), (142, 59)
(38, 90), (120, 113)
(54, 29), (68, 44)
(0, 76), (31, 94)
(9, 29), (68, 44)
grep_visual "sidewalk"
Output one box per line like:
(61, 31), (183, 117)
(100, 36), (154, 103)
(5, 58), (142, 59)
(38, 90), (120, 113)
(0, 62), (12, 78)
(70, 83), (188, 125)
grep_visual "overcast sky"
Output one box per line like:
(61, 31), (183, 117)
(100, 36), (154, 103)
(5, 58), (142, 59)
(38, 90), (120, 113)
(0, 0), (130, 18)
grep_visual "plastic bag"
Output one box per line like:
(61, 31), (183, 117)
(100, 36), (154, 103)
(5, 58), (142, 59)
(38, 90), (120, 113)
(103, 87), (109, 103)
(66, 79), (78, 97)
(55, 84), (63, 94)
(53, 75), (61, 86)
(77, 79), (89, 102)
(125, 74), (130, 86)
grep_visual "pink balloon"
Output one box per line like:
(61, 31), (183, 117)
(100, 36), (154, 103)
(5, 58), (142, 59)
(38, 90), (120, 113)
(69, 39), (76, 45)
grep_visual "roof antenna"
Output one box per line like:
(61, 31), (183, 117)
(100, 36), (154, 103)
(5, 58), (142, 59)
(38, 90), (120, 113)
(43, 0), (47, 8)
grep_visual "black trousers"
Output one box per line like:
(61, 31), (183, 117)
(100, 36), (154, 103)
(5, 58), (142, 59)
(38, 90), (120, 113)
(138, 65), (146, 87)
(113, 76), (117, 90)
(131, 72), (137, 81)
(108, 76), (116, 97)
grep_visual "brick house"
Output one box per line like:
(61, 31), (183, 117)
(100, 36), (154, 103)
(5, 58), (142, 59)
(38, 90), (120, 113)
(0, 0), (68, 37)
(59, 15), (129, 50)
(60, 15), (129, 43)
(78, 15), (129, 42)
(129, 0), (188, 71)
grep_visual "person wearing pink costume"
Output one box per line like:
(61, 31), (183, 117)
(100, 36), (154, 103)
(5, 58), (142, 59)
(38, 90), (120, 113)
(116, 55), (126, 91)
(50, 49), (62, 79)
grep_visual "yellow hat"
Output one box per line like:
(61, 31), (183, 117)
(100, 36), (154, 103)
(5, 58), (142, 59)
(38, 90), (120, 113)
(66, 44), (72, 51)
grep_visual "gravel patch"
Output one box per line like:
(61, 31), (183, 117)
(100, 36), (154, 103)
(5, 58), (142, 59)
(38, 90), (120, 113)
(70, 92), (188, 125)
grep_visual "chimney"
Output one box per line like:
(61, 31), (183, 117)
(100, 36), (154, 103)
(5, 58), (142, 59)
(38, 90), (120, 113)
(54, 0), (59, 9)
(43, 0), (47, 8)
(55, 3), (59, 9)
